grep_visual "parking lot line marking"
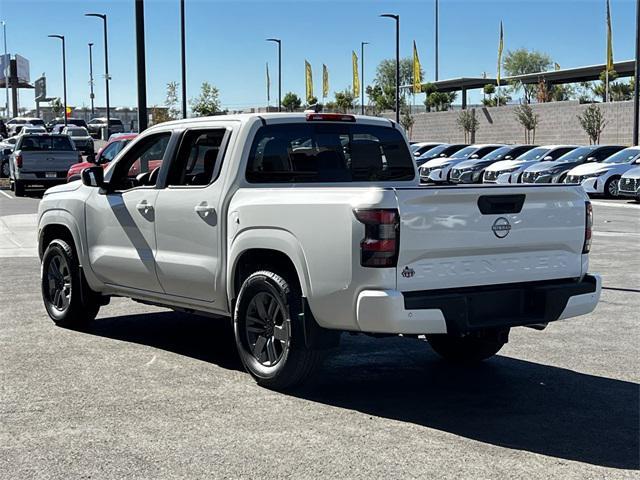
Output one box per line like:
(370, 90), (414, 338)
(591, 201), (639, 209)
(593, 231), (640, 238)
(0, 190), (13, 199)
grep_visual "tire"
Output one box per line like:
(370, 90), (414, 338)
(234, 270), (325, 389)
(426, 330), (507, 363)
(13, 180), (25, 197)
(0, 160), (9, 178)
(41, 239), (101, 328)
(604, 176), (620, 198)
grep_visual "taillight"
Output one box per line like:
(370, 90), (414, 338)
(354, 208), (399, 268)
(15, 154), (22, 168)
(583, 201), (593, 254)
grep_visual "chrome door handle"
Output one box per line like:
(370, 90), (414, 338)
(136, 201), (154, 212)
(194, 204), (215, 214)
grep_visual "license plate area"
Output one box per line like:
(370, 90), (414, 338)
(46, 172), (57, 178)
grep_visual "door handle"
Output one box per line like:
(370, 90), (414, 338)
(194, 203), (215, 215)
(136, 201), (154, 213)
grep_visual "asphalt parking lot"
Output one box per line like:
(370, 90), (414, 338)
(0, 189), (638, 479)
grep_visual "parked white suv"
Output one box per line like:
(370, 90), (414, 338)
(565, 147), (640, 197)
(37, 113), (601, 388)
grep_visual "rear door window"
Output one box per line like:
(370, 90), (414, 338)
(19, 136), (74, 151)
(246, 123), (414, 183)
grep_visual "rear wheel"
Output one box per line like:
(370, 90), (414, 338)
(234, 270), (325, 389)
(41, 239), (101, 328)
(13, 180), (25, 197)
(604, 176), (620, 198)
(426, 330), (508, 363)
(0, 160), (9, 178)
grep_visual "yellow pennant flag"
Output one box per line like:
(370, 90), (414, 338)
(352, 51), (360, 97)
(322, 64), (329, 99)
(606, 0), (614, 71)
(65, 106), (72, 118)
(412, 40), (422, 94)
(497, 21), (504, 84)
(305, 60), (314, 103)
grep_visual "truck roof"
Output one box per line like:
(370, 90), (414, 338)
(149, 112), (396, 132)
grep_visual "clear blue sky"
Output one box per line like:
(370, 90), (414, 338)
(1, 0), (637, 111)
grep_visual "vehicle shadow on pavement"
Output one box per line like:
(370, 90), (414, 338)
(84, 311), (638, 470)
(297, 334), (640, 471)
(87, 310), (243, 372)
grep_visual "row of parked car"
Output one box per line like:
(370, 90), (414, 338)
(3, 116), (125, 138)
(411, 142), (640, 200)
(1, 130), (136, 196)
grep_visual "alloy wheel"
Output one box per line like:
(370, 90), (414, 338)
(245, 291), (290, 367)
(45, 254), (72, 312)
(608, 178), (619, 197)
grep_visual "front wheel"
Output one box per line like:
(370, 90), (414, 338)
(604, 176), (620, 198)
(0, 160), (9, 178)
(41, 239), (101, 328)
(426, 330), (508, 363)
(234, 270), (325, 389)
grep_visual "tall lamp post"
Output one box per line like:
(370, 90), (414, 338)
(180, 0), (187, 118)
(266, 38), (281, 112)
(88, 42), (95, 116)
(633, 0), (639, 146)
(361, 41), (369, 115)
(380, 13), (400, 123)
(48, 35), (67, 127)
(85, 13), (110, 135)
(435, 0), (439, 81)
(2, 21), (8, 120)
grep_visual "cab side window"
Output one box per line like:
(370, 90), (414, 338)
(107, 133), (171, 191)
(166, 129), (227, 186)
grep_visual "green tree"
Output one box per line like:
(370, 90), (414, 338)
(456, 109), (479, 143)
(592, 69), (633, 102)
(426, 91), (457, 111)
(150, 105), (171, 125)
(514, 103), (539, 143)
(281, 92), (302, 112)
(165, 81), (181, 119)
(51, 98), (63, 118)
(503, 48), (553, 103)
(333, 89), (356, 113)
(190, 82), (221, 117)
(577, 104), (607, 144)
(400, 107), (415, 136)
(368, 58), (424, 112)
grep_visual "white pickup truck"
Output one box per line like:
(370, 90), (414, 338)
(37, 113), (601, 389)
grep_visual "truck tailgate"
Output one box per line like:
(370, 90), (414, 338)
(21, 151), (79, 172)
(394, 186), (587, 292)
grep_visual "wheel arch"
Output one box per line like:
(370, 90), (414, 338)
(38, 211), (84, 262)
(228, 229), (312, 304)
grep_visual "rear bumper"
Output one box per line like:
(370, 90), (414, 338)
(355, 275), (601, 334)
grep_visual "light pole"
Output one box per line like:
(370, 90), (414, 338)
(88, 42), (95, 116)
(380, 13), (400, 123)
(633, 0), (639, 145)
(134, 0), (148, 131)
(180, 0), (187, 118)
(2, 21), (8, 120)
(48, 35), (67, 127)
(435, 0), (439, 81)
(361, 41), (369, 115)
(266, 38), (281, 112)
(85, 13), (110, 135)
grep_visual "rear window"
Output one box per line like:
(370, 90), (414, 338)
(19, 136), (74, 151)
(28, 119), (46, 126)
(246, 123), (414, 183)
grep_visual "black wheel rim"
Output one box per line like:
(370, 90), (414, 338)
(45, 254), (72, 312)
(245, 291), (289, 367)
(1, 162), (9, 177)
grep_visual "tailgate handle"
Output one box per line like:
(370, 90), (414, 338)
(477, 194), (525, 215)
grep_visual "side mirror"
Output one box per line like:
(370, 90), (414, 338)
(586, 156), (596, 162)
(635, 158), (640, 164)
(439, 153), (446, 157)
(470, 154), (479, 159)
(81, 166), (105, 188)
(543, 156), (553, 161)
(504, 155), (513, 160)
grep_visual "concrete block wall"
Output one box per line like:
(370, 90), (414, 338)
(406, 100), (635, 146)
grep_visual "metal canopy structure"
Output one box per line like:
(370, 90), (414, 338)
(412, 59), (636, 109)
